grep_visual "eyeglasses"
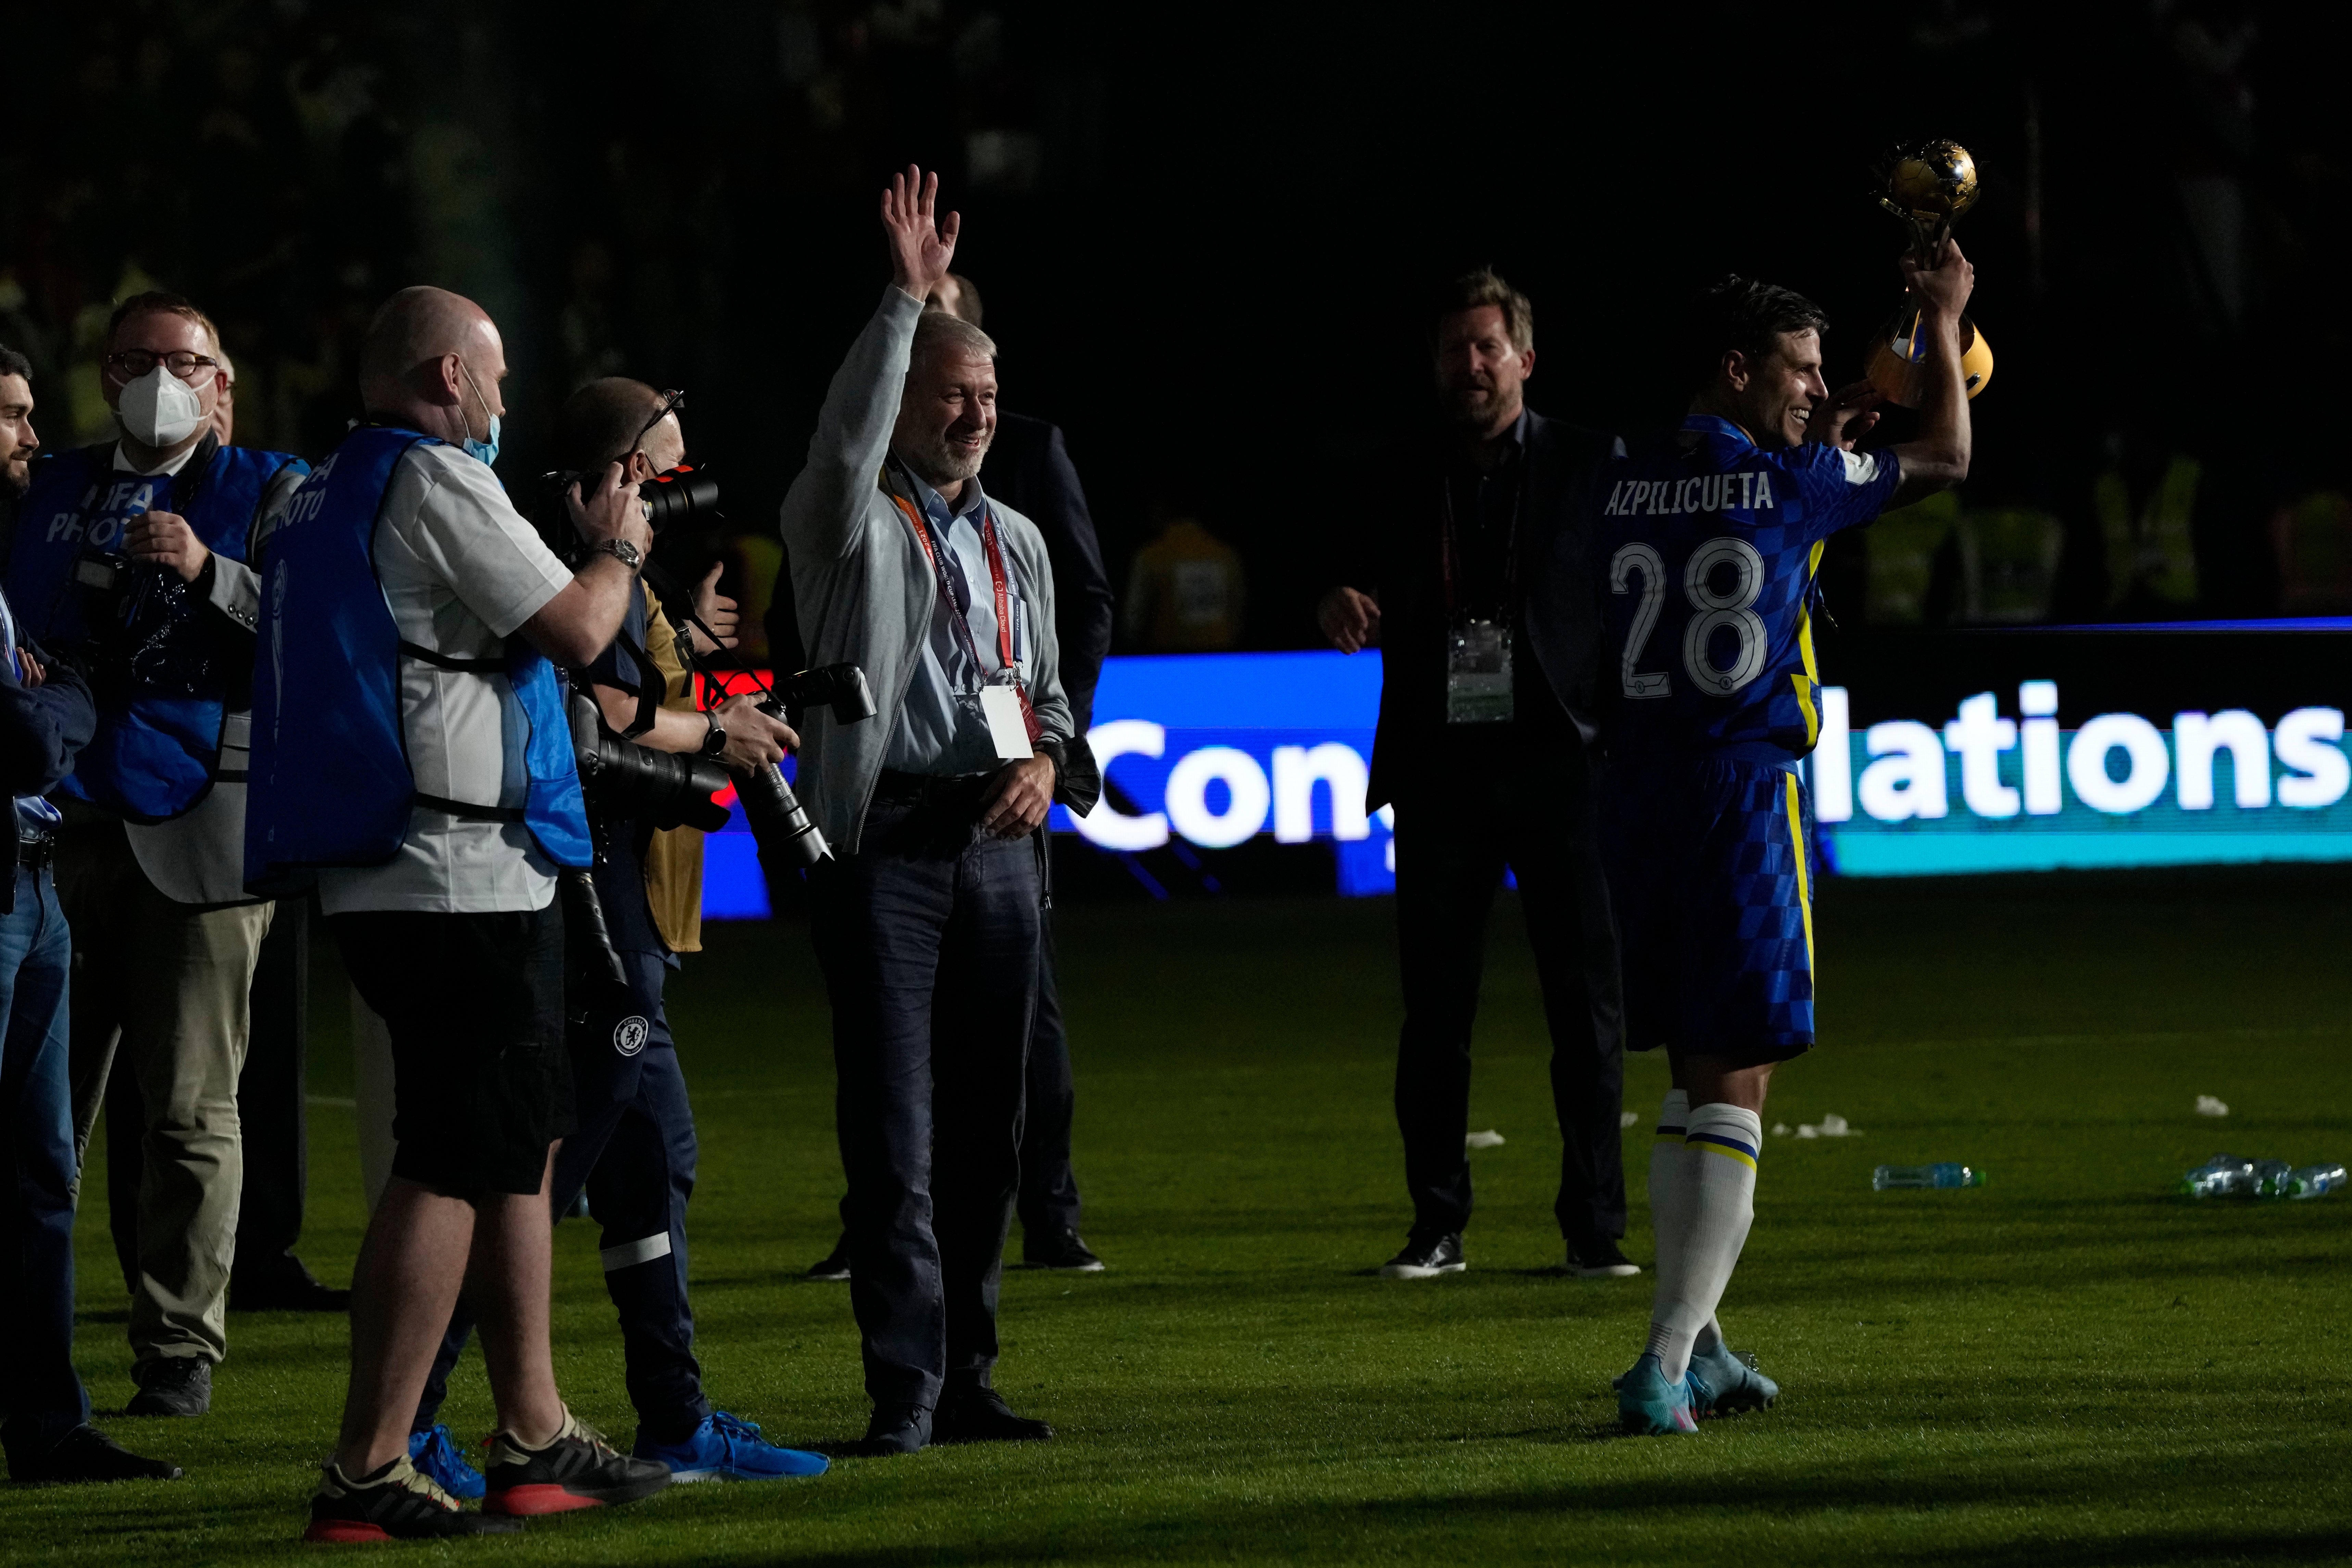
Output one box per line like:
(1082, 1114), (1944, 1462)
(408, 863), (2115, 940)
(103, 349), (220, 383)
(612, 388), (686, 465)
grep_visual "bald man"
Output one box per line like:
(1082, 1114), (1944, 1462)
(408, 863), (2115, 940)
(246, 286), (672, 1540)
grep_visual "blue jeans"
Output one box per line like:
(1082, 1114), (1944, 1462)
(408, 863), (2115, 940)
(810, 790), (1042, 1409)
(0, 863), (89, 1465)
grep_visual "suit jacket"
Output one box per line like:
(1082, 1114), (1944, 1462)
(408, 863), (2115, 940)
(0, 629), (95, 911)
(981, 411), (1115, 733)
(1337, 410), (1618, 811)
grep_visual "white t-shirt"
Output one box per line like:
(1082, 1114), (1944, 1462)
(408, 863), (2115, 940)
(315, 444), (573, 915)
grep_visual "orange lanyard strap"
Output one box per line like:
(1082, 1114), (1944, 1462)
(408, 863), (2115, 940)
(886, 487), (1041, 740)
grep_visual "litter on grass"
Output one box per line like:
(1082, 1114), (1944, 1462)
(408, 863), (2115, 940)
(1618, 1111), (1639, 1129)
(1464, 1130), (1505, 1150)
(1771, 1122), (1792, 1137)
(1796, 1113), (1861, 1140)
(2182, 1153), (2345, 1198)
(2196, 1095), (2230, 1118)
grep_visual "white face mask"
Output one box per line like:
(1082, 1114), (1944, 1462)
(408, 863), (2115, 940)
(116, 364), (207, 448)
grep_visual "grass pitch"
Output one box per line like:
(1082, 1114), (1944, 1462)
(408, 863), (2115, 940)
(8, 866), (2352, 1565)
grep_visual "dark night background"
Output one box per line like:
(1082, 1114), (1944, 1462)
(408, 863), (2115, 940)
(2, 0), (2342, 648)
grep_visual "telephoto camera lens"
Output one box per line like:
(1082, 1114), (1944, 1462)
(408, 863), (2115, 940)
(733, 697), (831, 869)
(637, 464), (720, 534)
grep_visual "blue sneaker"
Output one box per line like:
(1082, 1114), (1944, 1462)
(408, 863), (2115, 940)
(1616, 1353), (1699, 1436)
(407, 1423), (486, 1500)
(636, 1411), (829, 1482)
(1686, 1344), (1779, 1416)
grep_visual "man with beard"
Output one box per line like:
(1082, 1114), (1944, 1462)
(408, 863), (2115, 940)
(777, 167), (1095, 1455)
(1317, 269), (1632, 1283)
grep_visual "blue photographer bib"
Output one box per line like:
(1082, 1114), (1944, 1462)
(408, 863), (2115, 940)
(7, 439), (305, 820)
(244, 426), (590, 896)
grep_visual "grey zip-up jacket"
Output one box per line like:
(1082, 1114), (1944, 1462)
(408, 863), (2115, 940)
(779, 285), (1073, 855)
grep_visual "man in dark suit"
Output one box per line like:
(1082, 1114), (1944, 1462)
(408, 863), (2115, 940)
(1319, 269), (1631, 1282)
(798, 272), (1118, 1281)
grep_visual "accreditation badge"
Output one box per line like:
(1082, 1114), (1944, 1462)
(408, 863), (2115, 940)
(1445, 617), (1513, 725)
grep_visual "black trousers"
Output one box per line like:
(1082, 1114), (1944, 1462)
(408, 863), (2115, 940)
(416, 948), (709, 1445)
(103, 900), (312, 1297)
(1391, 735), (1626, 1246)
(810, 785), (1042, 1411)
(1015, 913), (1080, 1239)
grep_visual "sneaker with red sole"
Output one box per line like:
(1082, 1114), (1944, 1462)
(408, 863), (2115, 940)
(481, 1409), (671, 1517)
(303, 1454), (520, 1542)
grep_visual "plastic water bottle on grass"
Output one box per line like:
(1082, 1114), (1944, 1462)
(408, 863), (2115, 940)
(2251, 1159), (2295, 1197)
(2287, 1163), (2348, 1200)
(2182, 1154), (2256, 1196)
(1871, 1163), (1984, 1190)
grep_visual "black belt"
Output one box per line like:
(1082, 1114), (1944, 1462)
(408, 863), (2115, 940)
(17, 833), (56, 870)
(872, 769), (994, 808)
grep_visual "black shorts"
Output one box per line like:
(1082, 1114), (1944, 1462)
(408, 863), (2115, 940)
(333, 905), (574, 1198)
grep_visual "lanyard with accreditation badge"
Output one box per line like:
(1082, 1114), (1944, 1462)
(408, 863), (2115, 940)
(884, 472), (1040, 760)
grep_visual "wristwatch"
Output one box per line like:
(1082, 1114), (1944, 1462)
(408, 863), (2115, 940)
(591, 538), (644, 573)
(697, 710), (728, 758)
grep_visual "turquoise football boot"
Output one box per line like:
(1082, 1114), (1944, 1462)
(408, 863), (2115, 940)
(1686, 1343), (1779, 1417)
(1616, 1352), (1699, 1436)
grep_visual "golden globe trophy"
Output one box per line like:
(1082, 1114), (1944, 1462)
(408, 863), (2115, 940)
(1865, 139), (1995, 405)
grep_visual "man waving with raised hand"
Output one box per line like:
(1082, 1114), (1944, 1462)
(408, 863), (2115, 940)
(777, 166), (1095, 1456)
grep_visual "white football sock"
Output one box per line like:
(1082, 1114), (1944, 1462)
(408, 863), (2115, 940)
(1644, 1090), (1693, 1344)
(1644, 1101), (1761, 1383)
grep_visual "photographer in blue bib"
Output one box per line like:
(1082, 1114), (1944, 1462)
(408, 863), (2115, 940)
(5, 291), (309, 1417)
(395, 377), (822, 1494)
(248, 286), (672, 1540)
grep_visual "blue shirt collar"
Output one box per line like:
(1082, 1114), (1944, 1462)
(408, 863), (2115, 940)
(895, 456), (987, 530)
(1681, 413), (1757, 450)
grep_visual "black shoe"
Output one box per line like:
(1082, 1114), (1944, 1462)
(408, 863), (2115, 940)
(305, 1455), (519, 1542)
(481, 1410), (672, 1516)
(856, 1404), (932, 1456)
(11, 1423), (183, 1483)
(933, 1385), (1054, 1444)
(125, 1357), (211, 1416)
(1566, 1238), (1642, 1279)
(1377, 1232), (1466, 1280)
(806, 1237), (852, 1282)
(231, 1253), (352, 1313)
(1022, 1227), (1105, 1271)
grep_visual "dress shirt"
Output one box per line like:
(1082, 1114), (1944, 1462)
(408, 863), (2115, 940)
(882, 461), (1029, 776)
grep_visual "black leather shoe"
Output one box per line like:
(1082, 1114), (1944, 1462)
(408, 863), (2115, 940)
(1021, 1227), (1104, 1271)
(805, 1237), (852, 1282)
(856, 1404), (932, 1456)
(126, 1357), (211, 1417)
(1566, 1238), (1642, 1279)
(11, 1423), (183, 1482)
(1377, 1232), (1466, 1280)
(933, 1386), (1053, 1444)
(231, 1253), (352, 1312)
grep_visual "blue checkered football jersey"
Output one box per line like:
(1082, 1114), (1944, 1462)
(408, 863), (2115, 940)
(1597, 415), (1901, 760)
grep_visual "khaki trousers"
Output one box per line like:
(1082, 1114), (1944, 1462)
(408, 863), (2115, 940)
(60, 819), (273, 1368)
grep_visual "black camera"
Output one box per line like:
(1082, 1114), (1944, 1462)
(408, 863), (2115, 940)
(730, 663), (878, 871)
(73, 546), (217, 701)
(532, 463), (721, 564)
(567, 693), (732, 833)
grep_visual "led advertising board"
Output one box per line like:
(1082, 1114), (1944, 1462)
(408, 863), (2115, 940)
(698, 630), (2352, 914)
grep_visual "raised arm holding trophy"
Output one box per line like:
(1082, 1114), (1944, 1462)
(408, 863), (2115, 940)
(1866, 139), (1997, 406)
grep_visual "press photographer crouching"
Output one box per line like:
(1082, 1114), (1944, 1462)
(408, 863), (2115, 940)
(399, 377), (827, 1493)
(247, 286), (671, 1540)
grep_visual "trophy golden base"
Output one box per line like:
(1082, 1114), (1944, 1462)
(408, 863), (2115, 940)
(1866, 310), (1994, 407)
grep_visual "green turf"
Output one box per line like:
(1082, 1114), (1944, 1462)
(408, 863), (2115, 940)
(10, 867), (2352, 1564)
